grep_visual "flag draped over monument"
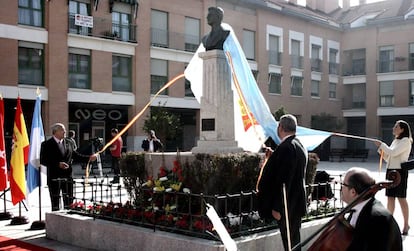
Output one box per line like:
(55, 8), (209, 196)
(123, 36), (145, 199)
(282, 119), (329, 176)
(27, 92), (45, 194)
(10, 97), (30, 205)
(185, 23), (331, 152)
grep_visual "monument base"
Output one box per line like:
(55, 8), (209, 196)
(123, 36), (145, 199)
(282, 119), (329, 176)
(191, 140), (244, 154)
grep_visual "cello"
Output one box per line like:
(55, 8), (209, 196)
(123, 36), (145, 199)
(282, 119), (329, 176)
(292, 170), (401, 251)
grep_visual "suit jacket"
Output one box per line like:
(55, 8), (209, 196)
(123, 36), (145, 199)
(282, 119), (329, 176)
(257, 135), (308, 221)
(40, 137), (89, 185)
(347, 198), (402, 251)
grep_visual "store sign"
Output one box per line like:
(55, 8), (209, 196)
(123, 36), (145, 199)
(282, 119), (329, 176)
(75, 109), (122, 121)
(75, 14), (93, 28)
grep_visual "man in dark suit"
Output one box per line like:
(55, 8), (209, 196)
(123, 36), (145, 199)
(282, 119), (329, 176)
(256, 114), (308, 250)
(40, 123), (97, 211)
(342, 167), (402, 251)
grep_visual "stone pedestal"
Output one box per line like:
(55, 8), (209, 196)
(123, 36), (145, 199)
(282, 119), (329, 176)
(192, 50), (243, 154)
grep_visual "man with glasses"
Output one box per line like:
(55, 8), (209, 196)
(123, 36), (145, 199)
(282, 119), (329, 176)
(341, 167), (402, 251)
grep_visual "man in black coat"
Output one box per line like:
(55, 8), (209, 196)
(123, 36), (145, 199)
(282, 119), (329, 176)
(40, 123), (96, 211)
(342, 167), (402, 251)
(256, 114), (308, 250)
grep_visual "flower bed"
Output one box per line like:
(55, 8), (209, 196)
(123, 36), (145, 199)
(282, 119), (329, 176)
(69, 151), (341, 240)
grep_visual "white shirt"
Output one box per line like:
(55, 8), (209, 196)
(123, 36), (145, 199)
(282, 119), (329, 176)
(349, 199), (370, 227)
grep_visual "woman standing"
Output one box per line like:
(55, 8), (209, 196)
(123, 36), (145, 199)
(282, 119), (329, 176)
(375, 120), (412, 235)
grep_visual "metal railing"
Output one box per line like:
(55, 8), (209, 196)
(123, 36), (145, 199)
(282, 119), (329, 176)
(64, 175), (343, 240)
(68, 14), (137, 43)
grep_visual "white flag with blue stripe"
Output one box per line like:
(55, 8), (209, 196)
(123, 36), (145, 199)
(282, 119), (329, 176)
(27, 93), (46, 194)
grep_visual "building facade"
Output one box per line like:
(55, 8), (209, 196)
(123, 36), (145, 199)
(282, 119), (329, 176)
(0, 0), (414, 156)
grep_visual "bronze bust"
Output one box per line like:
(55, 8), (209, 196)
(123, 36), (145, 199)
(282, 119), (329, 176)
(201, 7), (230, 51)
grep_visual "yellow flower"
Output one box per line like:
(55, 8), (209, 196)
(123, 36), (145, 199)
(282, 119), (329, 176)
(153, 186), (165, 192)
(170, 182), (182, 191)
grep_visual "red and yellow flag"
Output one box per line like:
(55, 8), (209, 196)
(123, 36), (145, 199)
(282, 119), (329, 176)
(0, 96), (7, 191)
(10, 97), (30, 205)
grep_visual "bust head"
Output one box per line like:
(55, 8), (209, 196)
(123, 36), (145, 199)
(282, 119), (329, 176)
(202, 6), (229, 50)
(207, 7), (224, 26)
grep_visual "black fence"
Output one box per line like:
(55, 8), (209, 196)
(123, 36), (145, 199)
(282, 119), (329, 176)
(62, 174), (344, 240)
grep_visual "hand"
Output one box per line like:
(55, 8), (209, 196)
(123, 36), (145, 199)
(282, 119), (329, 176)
(89, 154), (98, 162)
(272, 210), (281, 220)
(264, 147), (273, 159)
(59, 162), (69, 169)
(374, 140), (382, 147)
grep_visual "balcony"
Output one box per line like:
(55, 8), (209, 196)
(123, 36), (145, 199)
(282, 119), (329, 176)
(310, 58), (322, 72)
(329, 62), (339, 75)
(342, 59), (365, 76)
(291, 55), (303, 69)
(377, 57), (412, 73)
(268, 50), (282, 66)
(68, 14), (137, 43)
(151, 28), (199, 52)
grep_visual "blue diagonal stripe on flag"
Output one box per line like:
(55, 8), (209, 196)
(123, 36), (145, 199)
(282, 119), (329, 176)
(27, 94), (45, 194)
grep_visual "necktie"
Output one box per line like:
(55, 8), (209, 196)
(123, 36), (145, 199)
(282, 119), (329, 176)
(59, 141), (65, 155)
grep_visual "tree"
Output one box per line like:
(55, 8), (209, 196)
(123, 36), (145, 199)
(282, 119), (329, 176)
(273, 106), (288, 121)
(311, 112), (344, 132)
(143, 103), (182, 151)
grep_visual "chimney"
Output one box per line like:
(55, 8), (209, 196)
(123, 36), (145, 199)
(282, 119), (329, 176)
(306, 0), (317, 10)
(307, 0), (339, 14)
(343, 0), (351, 11)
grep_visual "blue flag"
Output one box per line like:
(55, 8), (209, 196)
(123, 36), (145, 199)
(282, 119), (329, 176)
(27, 93), (45, 194)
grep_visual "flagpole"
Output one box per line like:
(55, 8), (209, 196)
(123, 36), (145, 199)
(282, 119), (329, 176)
(29, 88), (45, 230)
(30, 164), (45, 230)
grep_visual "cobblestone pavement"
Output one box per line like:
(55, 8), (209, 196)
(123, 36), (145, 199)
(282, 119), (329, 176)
(0, 160), (413, 250)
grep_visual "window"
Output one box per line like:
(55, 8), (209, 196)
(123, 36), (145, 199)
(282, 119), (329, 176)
(68, 1), (90, 36)
(18, 0), (43, 27)
(379, 81), (394, 107)
(112, 55), (131, 92)
(329, 82), (336, 99)
(343, 49), (366, 75)
(243, 30), (255, 60)
(151, 10), (168, 47)
(311, 80), (320, 97)
(68, 49), (90, 89)
(185, 17), (200, 52)
(18, 42), (44, 86)
(268, 73), (281, 94)
(269, 35), (281, 65)
(151, 59), (168, 95)
(352, 84), (366, 108)
(112, 12), (131, 42)
(410, 80), (414, 105)
(311, 45), (321, 72)
(378, 46), (394, 73)
(291, 40), (302, 69)
(291, 76), (303, 96)
(329, 49), (338, 75)
(409, 43), (414, 71)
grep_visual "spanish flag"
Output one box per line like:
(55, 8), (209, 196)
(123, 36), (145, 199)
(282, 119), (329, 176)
(10, 97), (30, 205)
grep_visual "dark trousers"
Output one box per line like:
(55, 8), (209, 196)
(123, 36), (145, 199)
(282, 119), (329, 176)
(278, 215), (302, 251)
(48, 178), (73, 211)
(112, 156), (120, 175)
